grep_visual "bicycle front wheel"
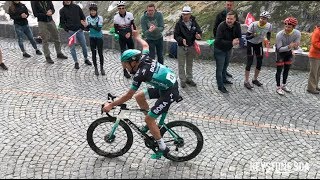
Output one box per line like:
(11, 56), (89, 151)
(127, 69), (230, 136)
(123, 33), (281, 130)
(160, 121), (204, 162)
(87, 116), (133, 158)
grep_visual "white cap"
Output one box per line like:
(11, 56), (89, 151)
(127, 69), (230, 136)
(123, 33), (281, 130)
(182, 6), (192, 14)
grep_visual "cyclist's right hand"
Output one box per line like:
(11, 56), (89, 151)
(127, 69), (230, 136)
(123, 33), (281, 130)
(102, 102), (113, 113)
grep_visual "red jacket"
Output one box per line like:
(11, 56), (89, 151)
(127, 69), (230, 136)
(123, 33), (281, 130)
(309, 26), (320, 59)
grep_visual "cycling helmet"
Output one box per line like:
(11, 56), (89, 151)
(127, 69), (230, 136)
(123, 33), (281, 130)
(121, 49), (141, 62)
(260, 11), (271, 19)
(89, 3), (97, 11)
(117, 1), (125, 7)
(284, 16), (298, 26)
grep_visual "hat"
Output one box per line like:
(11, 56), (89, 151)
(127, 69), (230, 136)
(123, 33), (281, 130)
(182, 6), (192, 14)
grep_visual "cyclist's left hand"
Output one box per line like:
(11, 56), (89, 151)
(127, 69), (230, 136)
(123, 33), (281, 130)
(103, 103), (113, 112)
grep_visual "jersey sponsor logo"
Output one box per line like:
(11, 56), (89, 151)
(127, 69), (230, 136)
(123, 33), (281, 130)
(150, 60), (157, 72)
(149, 80), (169, 89)
(153, 101), (168, 114)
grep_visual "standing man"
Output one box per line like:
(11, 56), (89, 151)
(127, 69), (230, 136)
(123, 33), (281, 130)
(140, 3), (164, 64)
(59, 1), (92, 69)
(307, 24), (320, 94)
(0, 48), (8, 70)
(213, 1), (239, 78)
(214, 11), (241, 93)
(275, 17), (301, 95)
(174, 6), (202, 88)
(113, 1), (136, 78)
(243, 11), (272, 89)
(31, 1), (68, 64)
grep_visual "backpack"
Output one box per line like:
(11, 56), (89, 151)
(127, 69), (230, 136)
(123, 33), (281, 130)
(169, 42), (178, 59)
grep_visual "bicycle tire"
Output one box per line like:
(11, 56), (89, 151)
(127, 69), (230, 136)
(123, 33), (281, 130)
(87, 116), (133, 158)
(160, 121), (204, 162)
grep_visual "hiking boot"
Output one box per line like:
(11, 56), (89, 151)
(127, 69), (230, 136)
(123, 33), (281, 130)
(180, 81), (186, 88)
(100, 68), (105, 76)
(218, 86), (228, 93)
(84, 59), (92, 66)
(276, 87), (284, 95)
(307, 89), (320, 94)
(123, 69), (131, 79)
(36, 49), (42, 55)
(151, 147), (170, 159)
(226, 72), (233, 78)
(282, 85), (291, 93)
(57, 53), (68, 59)
(244, 82), (253, 90)
(186, 80), (197, 86)
(23, 52), (31, 58)
(0, 63), (8, 70)
(75, 62), (79, 69)
(94, 67), (99, 76)
(224, 80), (233, 85)
(252, 79), (263, 87)
(46, 57), (54, 64)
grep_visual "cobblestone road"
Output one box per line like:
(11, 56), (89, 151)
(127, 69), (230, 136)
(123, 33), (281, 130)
(0, 37), (320, 179)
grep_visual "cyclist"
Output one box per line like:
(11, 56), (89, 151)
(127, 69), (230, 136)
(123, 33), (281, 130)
(244, 11), (272, 89)
(102, 28), (180, 159)
(275, 16), (301, 95)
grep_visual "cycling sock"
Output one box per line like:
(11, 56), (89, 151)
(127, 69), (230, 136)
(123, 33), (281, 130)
(156, 138), (166, 150)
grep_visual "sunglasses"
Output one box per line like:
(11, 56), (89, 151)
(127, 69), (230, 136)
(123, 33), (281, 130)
(284, 23), (293, 26)
(118, 7), (125, 10)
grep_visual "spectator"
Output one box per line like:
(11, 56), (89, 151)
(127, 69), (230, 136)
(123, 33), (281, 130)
(213, 1), (239, 78)
(275, 17), (301, 95)
(244, 11), (272, 90)
(113, 1), (136, 79)
(8, 1), (43, 58)
(214, 10), (241, 93)
(174, 6), (202, 88)
(85, 3), (105, 76)
(140, 3), (164, 64)
(307, 25), (320, 94)
(59, 1), (92, 69)
(31, 1), (68, 64)
(0, 48), (8, 70)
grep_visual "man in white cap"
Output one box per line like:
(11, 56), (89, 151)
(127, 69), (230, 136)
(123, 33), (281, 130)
(174, 6), (202, 88)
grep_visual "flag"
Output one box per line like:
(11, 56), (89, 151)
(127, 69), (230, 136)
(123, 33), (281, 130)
(194, 41), (201, 55)
(68, 30), (79, 47)
(245, 12), (255, 27)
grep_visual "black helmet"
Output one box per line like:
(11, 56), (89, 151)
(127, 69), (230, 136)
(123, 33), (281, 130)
(89, 3), (98, 11)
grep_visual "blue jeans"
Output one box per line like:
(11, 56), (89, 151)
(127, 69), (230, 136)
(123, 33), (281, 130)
(214, 47), (231, 88)
(14, 24), (38, 52)
(68, 30), (88, 63)
(146, 37), (164, 64)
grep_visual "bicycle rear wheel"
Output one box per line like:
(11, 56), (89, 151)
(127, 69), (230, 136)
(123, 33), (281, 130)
(160, 121), (203, 162)
(87, 117), (133, 158)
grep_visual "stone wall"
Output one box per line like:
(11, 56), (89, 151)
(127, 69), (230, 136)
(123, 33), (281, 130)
(0, 22), (310, 71)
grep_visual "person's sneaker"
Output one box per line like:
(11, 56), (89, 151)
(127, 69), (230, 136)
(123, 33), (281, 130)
(224, 80), (233, 85)
(244, 82), (253, 90)
(186, 80), (197, 86)
(151, 147), (170, 159)
(123, 69), (131, 79)
(35, 49), (42, 55)
(276, 87), (285, 95)
(252, 79), (263, 87)
(45, 57), (54, 64)
(100, 68), (105, 76)
(307, 89), (320, 94)
(57, 53), (68, 59)
(84, 59), (92, 66)
(0, 63), (8, 70)
(218, 86), (228, 93)
(180, 81), (186, 88)
(23, 52), (31, 58)
(75, 62), (79, 69)
(226, 72), (233, 78)
(282, 85), (291, 93)
(94, 68), (99, 76)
